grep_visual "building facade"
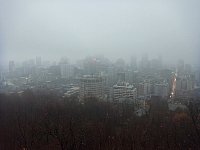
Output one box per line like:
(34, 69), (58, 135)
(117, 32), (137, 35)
(113, 82), (137, 102)
(79, 75), (104, 100)
(60, 63), (73, 79)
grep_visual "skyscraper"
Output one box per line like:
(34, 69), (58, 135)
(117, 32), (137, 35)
(36, 56), (42, 66)
(9, 61), (15, 73)
(177, 60), (184, 76)
(60, 63), (73, 79)
(130, 56), (137, 70)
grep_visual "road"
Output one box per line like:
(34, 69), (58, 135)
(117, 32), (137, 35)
(170, 72), (177, 99)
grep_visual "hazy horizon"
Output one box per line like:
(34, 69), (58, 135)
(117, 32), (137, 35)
(1, 0), (200, 66)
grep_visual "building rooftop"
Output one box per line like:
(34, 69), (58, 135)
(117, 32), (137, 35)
(113, 82), (135, 89)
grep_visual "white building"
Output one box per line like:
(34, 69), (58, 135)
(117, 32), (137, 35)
(113, 82), (137, 102)
(64, 87), (80, 98)
(79, 75), (104, 100)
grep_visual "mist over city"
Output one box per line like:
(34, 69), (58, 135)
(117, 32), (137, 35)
(1, 0), (200, 65)
(0, 0), (200, 150)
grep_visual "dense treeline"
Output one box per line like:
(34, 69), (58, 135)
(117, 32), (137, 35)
(0, 90), (200, 150)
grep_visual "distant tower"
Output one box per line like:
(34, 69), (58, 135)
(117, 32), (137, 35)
(60, 63), (73, 79)
(177, 60), (184, 76)
(36, 57), (42, 66)
(60, 58), (73, 79)
(9, 61), (15, 72)
(0, 71), (3, 81)
(130, 56), (137, 70)
(140, 53), (149, 70)
(158, 55), (163, 69)
(184, 64), (192, 74)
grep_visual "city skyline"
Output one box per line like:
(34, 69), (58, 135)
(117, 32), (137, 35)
(1, 1), (200, 149)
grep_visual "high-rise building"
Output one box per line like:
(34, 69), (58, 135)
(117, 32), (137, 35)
(187, 77), (194, 91)
(79, 75), (104, 100)
(36, 57), (42, 66)
(60, 57), (73, 79)
(130, 56), (137, 70)
(0, 71), (3, 81)
(177, 60), (184, 76)
(137, 81), (151, 98)
(176, 77), (182, 91)
(184, 64), (192, 74)
(9, 61), (15, 73)
(195, 70), (200, 84)
(150, 56), (162, 70)
(60, 63), (73, 79)
(113, 82), (137, 102)
(140, 53), (149, 71)
(175, 76), (195, 97)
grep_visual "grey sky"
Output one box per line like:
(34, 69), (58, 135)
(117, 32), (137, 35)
(0, 0), (200, 65)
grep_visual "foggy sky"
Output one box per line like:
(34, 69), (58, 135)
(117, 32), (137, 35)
(0, 0), (200, 65)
